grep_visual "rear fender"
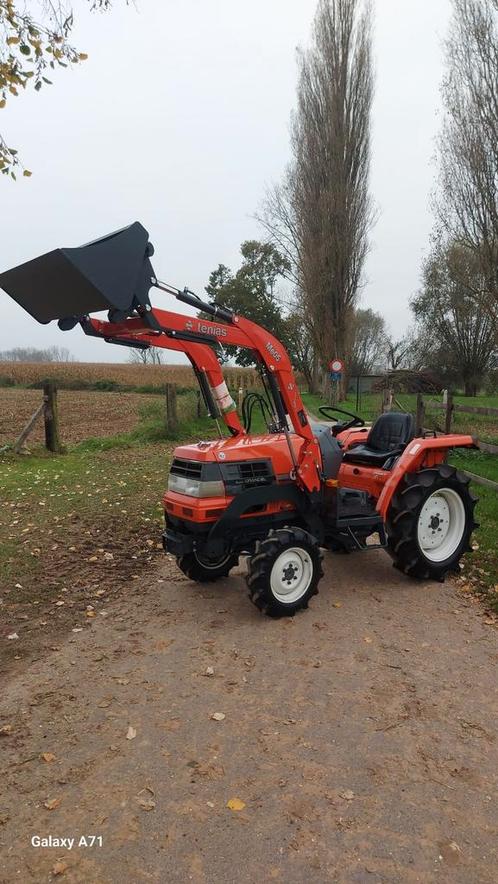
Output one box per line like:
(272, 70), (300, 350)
(335, 426), (369, 449)
(377, 435), (476, 520)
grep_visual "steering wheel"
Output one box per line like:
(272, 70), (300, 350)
(318, 405), (365, 435)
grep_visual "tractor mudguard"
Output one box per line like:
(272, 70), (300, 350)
(0, 221), (155, 326)
(207, 483), (324, 545)
(376, 434), (476, 520)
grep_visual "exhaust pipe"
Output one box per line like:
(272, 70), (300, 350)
(0, 221), (155, 326)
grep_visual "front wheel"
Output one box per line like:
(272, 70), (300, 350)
(176, 550), (239, 582)
(386, 464), (478, 580)
(246, 527), (323, 617)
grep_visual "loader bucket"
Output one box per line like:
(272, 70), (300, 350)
(0, 221), (155, 325)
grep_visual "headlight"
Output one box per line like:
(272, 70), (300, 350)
(168, 474), (225, 498)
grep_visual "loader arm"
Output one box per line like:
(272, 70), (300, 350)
(84, 293), (321, 492)
(0, 221), (322, 492)
(82, 315), (245, 437)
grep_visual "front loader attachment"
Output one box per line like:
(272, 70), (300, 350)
(0, 221), (155, 326)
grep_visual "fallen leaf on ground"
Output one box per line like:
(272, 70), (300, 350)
(162, 719), (181, 732)
(211, 712), (225, 721)
(154, 639), (174, 651)
(0, 725), (13, 736)
(364, 637), (373, 644)
(97, 699), (112, 708)
(7, 633), (19, 640)
(438, 839), (461, 865)
(41, 752), (56, 763)
(136, 787), (155, 811)
(44, 798), (61, 810)
(339, 789), (355, 800)
(333, 602), (342, 608)
(126, 726), (137, 740)
(205, 666), (215, 676)
(52, 861), (68, 876)
(137, 794), (155, 810)
(226, 797), (246, 811)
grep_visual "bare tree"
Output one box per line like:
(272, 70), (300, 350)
(46, 345), (74, 362)
(349, 308), (386, 376)
(291, 0), (375, 399)
(384, 335), (413, 372)
(256, 169), (323, 391)
(128, 347), (163, 366)
(435, 0), (498, 321)
(412, 240), (496, 395)
(257, 169), (302, 289)
(0, 344), (73, 361)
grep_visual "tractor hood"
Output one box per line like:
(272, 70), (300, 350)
(0, 221), (155, 326)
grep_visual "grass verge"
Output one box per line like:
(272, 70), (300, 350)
(450, 450), (498, 612)
(0, 401), (221, 672)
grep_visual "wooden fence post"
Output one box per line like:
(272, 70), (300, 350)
(43, 381), (62, 453)
(382, 388), (393, 413)
(445, 392), (453, 434)
(415, 392), (425, 436)
(165, 383), (178, 433)
(14, 402), (44, 454)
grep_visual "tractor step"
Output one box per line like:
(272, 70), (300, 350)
(335, 514), (387, 552)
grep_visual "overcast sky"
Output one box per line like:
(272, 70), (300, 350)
(0, 0), (451, 363)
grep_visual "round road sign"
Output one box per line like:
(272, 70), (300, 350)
(329, 359), (344, 373)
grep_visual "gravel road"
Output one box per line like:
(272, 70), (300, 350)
(1, 551), (497, 883)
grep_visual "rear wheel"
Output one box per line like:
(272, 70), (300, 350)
(386, 464), (478, 580)
(176, 549), (238, 582)
(246, 527), (323, 617)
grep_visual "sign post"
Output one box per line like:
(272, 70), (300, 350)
(328, 359), (344, 383)
(328, 359), (345, 403)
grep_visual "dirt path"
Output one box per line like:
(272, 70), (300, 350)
(1, 552), (497, 884)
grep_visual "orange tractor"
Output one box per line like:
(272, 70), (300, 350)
(1, 222), (479, 616)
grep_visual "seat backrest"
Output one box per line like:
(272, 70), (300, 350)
(367, 411), (415, 452)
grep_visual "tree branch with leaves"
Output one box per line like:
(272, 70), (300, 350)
(0, 0), (117, 178)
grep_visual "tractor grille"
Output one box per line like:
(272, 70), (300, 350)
(220, 460), (273, 494)
(170, 459), (203, 480)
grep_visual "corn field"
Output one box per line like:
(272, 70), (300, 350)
(0, 362), (261, 392)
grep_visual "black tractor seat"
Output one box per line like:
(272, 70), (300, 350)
(342, 412), (415, 468)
